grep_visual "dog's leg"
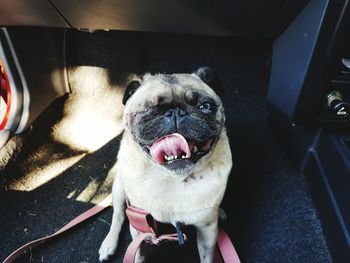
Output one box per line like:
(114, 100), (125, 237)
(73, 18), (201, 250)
(196, 220), (218, 263)
(99, 165), (125, 262)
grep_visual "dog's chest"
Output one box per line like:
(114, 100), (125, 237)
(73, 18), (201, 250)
(123, 170), (226, 225)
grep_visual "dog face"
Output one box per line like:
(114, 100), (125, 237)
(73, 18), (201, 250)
(122, 67), (226, 175)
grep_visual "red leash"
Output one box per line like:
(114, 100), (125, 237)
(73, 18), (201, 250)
(2, 195), (113, 263)
(3, 195), (240, 263)
(216, 230), (241, 263)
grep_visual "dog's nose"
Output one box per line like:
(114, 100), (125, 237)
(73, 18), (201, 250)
(178, 108), (188, 117)
(164, 108), (188, 118)
(163, 108), (188, 132)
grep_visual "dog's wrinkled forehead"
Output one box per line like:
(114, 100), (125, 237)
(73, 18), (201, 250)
(124, 73), (221, 113)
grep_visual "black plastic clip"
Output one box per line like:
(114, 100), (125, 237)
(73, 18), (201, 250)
(175, 221), (185, 246)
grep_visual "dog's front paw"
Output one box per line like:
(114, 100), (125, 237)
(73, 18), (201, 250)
(99, 233), (118, 262)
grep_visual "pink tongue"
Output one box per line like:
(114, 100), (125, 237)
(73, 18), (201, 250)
(149, 133), (193, 164)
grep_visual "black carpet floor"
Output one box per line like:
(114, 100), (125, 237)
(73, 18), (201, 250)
(0, 30), (331, 262)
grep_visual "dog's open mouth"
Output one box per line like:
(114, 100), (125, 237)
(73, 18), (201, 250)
(146, 133), (213, 167)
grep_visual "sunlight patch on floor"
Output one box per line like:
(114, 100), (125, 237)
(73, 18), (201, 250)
(5, 65), (123, 201)
(76, 178), (99, 202)
(51, 66), (125, 152)
(70, 166), (115, 205)
(8, 153), (85, 191)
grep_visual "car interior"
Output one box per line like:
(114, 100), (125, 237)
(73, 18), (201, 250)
(0, 0), (349, 262)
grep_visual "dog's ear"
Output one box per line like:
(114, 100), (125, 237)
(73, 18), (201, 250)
(123, 80), (141, 105)
(193, 67), (224, 98)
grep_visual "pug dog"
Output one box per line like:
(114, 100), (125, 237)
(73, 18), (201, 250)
(99, 67), (232, 263)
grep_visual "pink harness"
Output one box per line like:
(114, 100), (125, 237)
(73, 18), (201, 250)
(3, 195), (241, 263)
(124, 204), (241, 263)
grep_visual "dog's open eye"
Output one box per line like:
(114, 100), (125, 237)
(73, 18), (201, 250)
(198, 101), (216, 113)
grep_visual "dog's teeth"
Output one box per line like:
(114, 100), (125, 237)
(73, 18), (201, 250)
(193, 146), (198, 154)
(165, 155), (182, 161)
